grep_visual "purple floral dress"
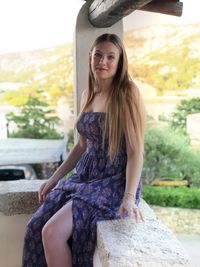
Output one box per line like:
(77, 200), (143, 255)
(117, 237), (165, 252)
(22, 112), (142, 267)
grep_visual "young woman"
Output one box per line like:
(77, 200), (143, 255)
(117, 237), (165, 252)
(22, 33), (146, 267)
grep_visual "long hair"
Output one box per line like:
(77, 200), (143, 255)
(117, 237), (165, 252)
(79, 33), (146, 160)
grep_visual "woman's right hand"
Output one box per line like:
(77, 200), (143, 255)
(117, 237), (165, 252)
(38, 177), (58, 204)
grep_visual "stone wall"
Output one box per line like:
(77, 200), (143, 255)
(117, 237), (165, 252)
(152, 205), (200, 234)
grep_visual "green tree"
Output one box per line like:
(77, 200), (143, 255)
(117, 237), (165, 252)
(170, 97), (200, 133)
(143, 125), (200, 187)
(6, 96), (62, 139)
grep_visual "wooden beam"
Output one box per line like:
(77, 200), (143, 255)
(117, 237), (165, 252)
(88, 0), (154, 28)
(139, 0), (183, 17)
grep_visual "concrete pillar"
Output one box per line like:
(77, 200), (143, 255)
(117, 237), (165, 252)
(73, 1), (123, 115)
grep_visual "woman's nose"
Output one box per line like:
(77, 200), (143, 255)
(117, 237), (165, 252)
(99, 56), (106, 64)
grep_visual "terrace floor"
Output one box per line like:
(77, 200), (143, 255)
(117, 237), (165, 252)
(176, 234), (200, 267)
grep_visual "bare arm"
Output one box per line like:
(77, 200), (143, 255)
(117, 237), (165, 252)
(119, 84), (146, 220)
(39, 89), (88, 203)
(39, 134), (87, 203)
(125, 146), (143, 198)
(119, 142), (144, 221)
(50, 134), (87, 183)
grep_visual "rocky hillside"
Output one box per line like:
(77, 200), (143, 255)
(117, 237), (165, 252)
(0, 23), (199, 98)
(0, 44), (73, 106)
(124, 23), (200, 94)
(0, 43), (73, 89)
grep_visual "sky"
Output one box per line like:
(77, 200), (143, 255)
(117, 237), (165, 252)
(0, 0), (199, 55)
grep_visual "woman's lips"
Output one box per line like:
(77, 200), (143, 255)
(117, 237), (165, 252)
(96, 67), (107, 71)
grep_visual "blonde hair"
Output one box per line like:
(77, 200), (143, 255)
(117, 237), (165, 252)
(78, 33), (146, 160)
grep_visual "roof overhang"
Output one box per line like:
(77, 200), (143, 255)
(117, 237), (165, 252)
(84, 0), (183, 28)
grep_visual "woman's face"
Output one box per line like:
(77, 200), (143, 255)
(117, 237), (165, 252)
(90, 41), (120, 82)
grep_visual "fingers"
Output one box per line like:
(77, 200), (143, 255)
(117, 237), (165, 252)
(38, 182), (47, 203)
(138, 210), (144, 222)
(119, 206), (126, 219)
(39, 191), (46, 204)
(133, 208), (144, 222)
(119, 205), (144, 222)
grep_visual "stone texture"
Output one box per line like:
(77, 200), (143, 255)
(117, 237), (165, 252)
(96, 200), (192, 267)
(0, 179), (45, 215)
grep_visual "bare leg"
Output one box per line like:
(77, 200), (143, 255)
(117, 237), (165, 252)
(42, 201), (73, 267)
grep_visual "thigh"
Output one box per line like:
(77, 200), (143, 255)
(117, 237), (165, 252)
(26, 189), (69, 232)
(43, 201), (73, 240)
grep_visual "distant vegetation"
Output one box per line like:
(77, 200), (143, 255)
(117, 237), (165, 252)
(169, 97), (200, 133)
(143, 125), (200, 187)
(0, 24), (199, 108)
(0, 44), (73, 107)
(125, 26), (200, 95)
(6, 96), (62, 139)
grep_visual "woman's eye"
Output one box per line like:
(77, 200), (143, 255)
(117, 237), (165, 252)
(94, 52), (102, 58)
(108, 55), (114, 60)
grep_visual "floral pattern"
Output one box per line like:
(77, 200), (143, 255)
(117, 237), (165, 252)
(22, 112), (142, 267)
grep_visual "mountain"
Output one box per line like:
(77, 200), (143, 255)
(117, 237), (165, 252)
(0, 44), (72, 79)
(125, 23), (200, 59)
(0, 44), (73, 106)
(124, 23), (200, 95)
(0, 23), (199, 99)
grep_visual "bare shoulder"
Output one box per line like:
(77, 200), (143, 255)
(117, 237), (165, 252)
(81, 89), (87, 101)
(81, 89), (87, 97)
(129, 81), (143, 102)
(130, 80), (141, 94)
(80, 89), (88, 107)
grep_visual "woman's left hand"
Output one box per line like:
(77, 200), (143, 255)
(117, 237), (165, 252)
(119, 196), (144, 222)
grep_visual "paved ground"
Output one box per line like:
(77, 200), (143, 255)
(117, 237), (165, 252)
(176, 234), (200, 267)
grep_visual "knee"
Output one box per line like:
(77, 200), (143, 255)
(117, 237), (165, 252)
(42, 223), (56, 246)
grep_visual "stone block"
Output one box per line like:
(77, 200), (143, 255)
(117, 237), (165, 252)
(0, 179), (44, 215)
(95, 200), (192, 267)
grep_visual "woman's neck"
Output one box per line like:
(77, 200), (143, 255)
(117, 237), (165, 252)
(94, 80), (112, 95)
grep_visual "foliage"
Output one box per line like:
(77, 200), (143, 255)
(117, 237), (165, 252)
(169, 97), (200, 133)
(0, 70), (35, 83)
(1, 85), (47, 106)
(143, 125), (200, 187)
(142, 185), (200, 209)
(6, 96), (62, 139)
(67, 128), (75, 151)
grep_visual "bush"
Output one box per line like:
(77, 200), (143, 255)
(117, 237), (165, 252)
(67, 128), (75, 151)
(170, 97), (200, 133)
(142, 185), (200, 209)
(143, 125), (200, 187)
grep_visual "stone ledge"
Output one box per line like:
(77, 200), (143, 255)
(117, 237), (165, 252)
(96, 200), (192, 267)
(0, 179), (45, 215)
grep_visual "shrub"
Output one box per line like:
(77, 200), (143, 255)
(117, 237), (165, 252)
(67, 128), (75, 151)
(170, 97), (200, 133)
(142, 185), (200, 209)
(143, 125), (200, 187)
